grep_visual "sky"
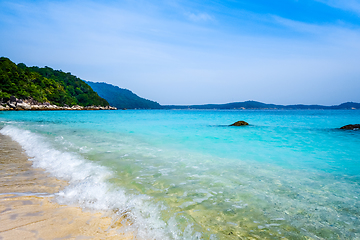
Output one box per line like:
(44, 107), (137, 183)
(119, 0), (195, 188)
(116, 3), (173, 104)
(1, 0), (360, 105)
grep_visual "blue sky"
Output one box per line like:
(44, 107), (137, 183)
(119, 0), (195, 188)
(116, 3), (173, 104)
(1, 0), (360, 105)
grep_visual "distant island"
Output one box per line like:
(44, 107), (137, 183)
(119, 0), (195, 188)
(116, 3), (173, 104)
(163, 101), (360, 110)
(1, 57), (359, 111)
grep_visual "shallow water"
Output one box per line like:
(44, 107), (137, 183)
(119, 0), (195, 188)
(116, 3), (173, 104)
(1, 110), (360, 239)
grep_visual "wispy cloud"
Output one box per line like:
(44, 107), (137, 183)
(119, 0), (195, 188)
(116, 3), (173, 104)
(185, 12), (213, 22)
(271, 15), (360, 50)
(1, 0), (360, 105)
(316, 0), (360, 15)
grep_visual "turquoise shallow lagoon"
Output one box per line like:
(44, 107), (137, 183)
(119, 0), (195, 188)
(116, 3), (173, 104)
(1, 110), (359, 239)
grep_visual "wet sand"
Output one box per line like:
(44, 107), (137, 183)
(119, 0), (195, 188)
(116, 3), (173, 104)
(0, 133), (131, 240)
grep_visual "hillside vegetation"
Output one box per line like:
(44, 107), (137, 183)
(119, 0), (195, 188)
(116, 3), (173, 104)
(0, 57), (108, 107)
(2, 57), (358, 110)
(86, 81), (162, 109)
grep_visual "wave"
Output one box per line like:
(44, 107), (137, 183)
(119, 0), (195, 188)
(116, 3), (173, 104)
(0, 125), (197, 239)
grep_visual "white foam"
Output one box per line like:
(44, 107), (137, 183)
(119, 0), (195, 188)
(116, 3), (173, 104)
(0, 125), (196, 239)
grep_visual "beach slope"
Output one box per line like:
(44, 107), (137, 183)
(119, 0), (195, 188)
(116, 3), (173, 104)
(0, 133), (129, 240)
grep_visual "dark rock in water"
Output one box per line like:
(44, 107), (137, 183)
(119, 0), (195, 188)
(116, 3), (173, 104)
(230, 121), (249, 126)
(340, 124), (360, 130)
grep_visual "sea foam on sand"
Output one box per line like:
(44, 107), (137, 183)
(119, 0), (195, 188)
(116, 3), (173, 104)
(0, 126), (190, 239)
(0, 132), (129, 239)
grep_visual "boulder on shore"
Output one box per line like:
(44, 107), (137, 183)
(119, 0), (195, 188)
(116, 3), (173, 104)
(8, 102), (16, 109)
(9, 96), (17, 102)
(0, 105), (8, 111)
(230, 121), (249, 126)
(1, 96), (117, 111)
(16, 102), (31, 110)
(340, 124), (360, 130)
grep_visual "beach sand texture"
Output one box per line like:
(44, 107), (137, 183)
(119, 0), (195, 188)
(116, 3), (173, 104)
(0, 133), (130, 240)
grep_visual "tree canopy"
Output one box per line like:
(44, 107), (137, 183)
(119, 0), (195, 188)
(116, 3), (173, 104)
(0, 57), (109, 107)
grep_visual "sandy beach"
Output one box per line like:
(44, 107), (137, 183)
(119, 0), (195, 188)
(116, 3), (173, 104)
(0, 133), (130, 240)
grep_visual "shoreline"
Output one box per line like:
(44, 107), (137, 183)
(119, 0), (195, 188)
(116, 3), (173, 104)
(0, 104), (118, 111)
(0, 108), (118, 111)
(0, 96), (117, 111)
(0, 133), (129, 239)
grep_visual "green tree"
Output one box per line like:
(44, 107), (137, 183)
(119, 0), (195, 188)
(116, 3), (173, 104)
(0, 57), (109, 106)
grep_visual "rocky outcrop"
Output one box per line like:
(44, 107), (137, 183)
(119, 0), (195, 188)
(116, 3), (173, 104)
(0, 96), (117, 111)
(8, 102), (16, 109)
(230, 121), (249, 126)
(0, 105), (10, 110)
(16, 102), (31, 110)
(340, 124), (360, 130)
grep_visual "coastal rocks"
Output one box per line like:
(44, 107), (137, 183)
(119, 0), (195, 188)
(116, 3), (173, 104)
(16, 102), (31, 110)
(8, 102), (16, 109)
(340, 124), (360, 130)
(0, 105), (10, 111)
(230, 121), (249, 126)
(71, 105), (83, 110)
(9, 96), (17, 102)
(1, 96), (117, 111)
(84, 106), (117, 110)
(6, 96), (21, 109)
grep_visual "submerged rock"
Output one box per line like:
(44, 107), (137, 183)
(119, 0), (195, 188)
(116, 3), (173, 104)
(340, 124), (360, 130)
(230, 121), (249, 126)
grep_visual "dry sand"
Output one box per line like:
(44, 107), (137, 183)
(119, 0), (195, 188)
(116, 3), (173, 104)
(0, 133), (131, 240)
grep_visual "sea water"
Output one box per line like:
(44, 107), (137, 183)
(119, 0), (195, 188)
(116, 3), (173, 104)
(0, 110), (359, 239)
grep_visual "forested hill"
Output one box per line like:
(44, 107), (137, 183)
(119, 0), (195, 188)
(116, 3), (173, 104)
(0, 57), (108, 107)
(2, 57), (358, 110)
(86, 81), (162, 109)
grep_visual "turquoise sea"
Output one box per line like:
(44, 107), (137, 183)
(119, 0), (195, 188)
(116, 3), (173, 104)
(1, 110), (359, 239)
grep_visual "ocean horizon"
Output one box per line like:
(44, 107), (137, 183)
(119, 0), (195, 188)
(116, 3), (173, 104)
(1, 109), (359, 239)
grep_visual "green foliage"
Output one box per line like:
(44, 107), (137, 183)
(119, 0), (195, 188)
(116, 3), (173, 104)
(0, 90), (11, 99)
(86, 81), (162, 109)
(0, 57), (109, 106)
